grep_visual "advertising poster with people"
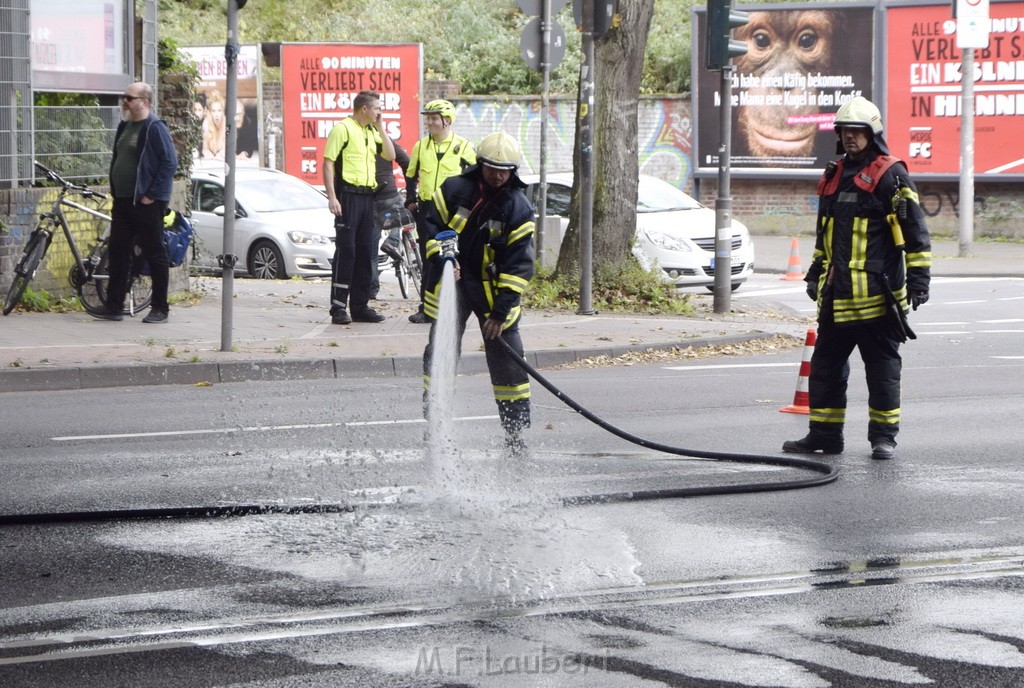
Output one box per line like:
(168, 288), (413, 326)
(694, 5), (875, 176)
(886, 2), (1024, 176)
(280, 43), (422, 186)
(181, 45), (263, 167)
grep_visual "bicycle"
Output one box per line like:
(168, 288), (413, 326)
(3, 161), (152, 316)
(379, 206), (422, 300)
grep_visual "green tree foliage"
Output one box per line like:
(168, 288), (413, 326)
(157, 0), (701, 94)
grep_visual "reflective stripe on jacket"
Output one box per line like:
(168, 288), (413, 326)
(323, 118), (381, 189)
(420, 166), (535, 324)
(807, 153), (932, 325)
(405, 133), (476, 202)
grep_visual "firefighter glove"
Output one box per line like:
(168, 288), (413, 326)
(806, 281), (818, 302)
(911, 291), (928, 310)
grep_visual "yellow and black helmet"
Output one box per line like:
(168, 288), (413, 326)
(421, 99), (456, 124)
(476, 131), (522, 171)
(834, 96), (883, 135)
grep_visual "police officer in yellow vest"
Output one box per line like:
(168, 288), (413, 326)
(323, 90), (395, 325)
(783, 97), (931, 461)
(404, 99), (476, 323)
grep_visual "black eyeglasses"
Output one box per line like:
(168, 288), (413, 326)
(122, 95), (144, 102)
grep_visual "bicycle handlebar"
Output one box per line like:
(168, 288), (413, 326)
(33, 160), (108, 202)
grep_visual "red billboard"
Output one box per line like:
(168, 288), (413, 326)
(281, 43), (422, 185)
(887, 3), (1024, 175)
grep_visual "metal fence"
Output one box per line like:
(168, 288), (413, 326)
(0, 0), (32, 188)
(32, 105), (120, 181)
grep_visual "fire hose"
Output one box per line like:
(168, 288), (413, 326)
(493, 336), (839, 506)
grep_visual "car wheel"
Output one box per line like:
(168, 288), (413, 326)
(705, 283), (741, 293)
(249, 240), (286, 279)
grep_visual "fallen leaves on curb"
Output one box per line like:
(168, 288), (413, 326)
(549, 333), (803, 370)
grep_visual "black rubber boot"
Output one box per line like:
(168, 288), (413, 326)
(782, 434), (844, 455)
(870, 439), (896, 461)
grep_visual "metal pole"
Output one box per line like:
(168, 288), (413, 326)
(536, 0), (550, 267)
(959, 47), (974, 257)
(221, 1), (240, 351)
(577, 0), (595, 315)
(713, 66), (734, 314)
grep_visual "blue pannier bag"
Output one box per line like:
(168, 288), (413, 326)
(141, 209), (193, 274)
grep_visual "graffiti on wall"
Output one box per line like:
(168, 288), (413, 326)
(451, 98), (695, 191)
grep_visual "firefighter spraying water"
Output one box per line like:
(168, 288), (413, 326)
(420, 132), (537, 458)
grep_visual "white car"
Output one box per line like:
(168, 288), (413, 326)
(189, 167), (334, 279)
(522, 173), (755, 290)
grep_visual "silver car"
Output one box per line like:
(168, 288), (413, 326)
(189, 167), (334, 279)
(523, 173), (756, 290)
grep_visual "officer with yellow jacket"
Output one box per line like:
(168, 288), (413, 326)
(322, 90), (395, 325)
(783, 97), (931, 461)
(404, 99), (476, 323)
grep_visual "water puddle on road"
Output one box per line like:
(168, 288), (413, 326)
(95, 262), (642, 604)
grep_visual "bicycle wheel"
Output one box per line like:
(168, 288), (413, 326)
(83, 248), (153, 316)
(3, 230), (51, 315)
(78, 247), (108, 315)
(395, 254), (409, 300)
(125, 269), (153, 316)
(401, 233), (423, 298)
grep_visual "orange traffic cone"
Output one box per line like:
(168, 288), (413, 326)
(780, 328), (815, 414)
(780, 237), (805, 281)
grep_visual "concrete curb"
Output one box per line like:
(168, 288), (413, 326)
(0, 332), (787, 392)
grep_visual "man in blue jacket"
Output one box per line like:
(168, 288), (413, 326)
(93, 81), (178, 323)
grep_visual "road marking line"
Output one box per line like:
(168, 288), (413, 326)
(664, 363), (794, 371)
(51, 416), (498, 442)
(945, 300), (988, 304)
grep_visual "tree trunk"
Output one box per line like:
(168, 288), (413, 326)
(555, 0), (655, 280)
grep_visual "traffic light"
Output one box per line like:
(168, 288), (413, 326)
(705, 0), (748, 70)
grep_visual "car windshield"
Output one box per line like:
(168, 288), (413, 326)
(637, 178), (703, 213)
(238, 178), (326, 212)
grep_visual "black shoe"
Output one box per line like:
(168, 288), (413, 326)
(351, 307), (385, 323)
(89, 305), (123, 322)
(782, 435), (844, 455)
(408, 309), (429, 324)
(871, 440), (896, 461)
(331, 309), (352, 325)
(142, 309), (168, 324)
(381, 238), (403, 262)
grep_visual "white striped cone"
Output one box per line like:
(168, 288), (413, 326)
(780, 328), (815, 414)
(780, 236), (805, 281)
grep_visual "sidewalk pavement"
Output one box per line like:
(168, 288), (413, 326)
(0, 236), (1019, 392)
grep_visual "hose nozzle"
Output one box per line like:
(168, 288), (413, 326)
(436, 230), (459, 263)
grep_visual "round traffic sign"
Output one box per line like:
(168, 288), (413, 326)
(520, 17), (568, 72)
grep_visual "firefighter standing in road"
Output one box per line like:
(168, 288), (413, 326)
(783, 96), (931, 461)
(420, 131), (535, 453)
(404, 99), (476, 323)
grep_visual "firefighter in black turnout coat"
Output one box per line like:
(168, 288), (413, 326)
(420, 131), (536, 453)
(783, 97), (932, 462)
